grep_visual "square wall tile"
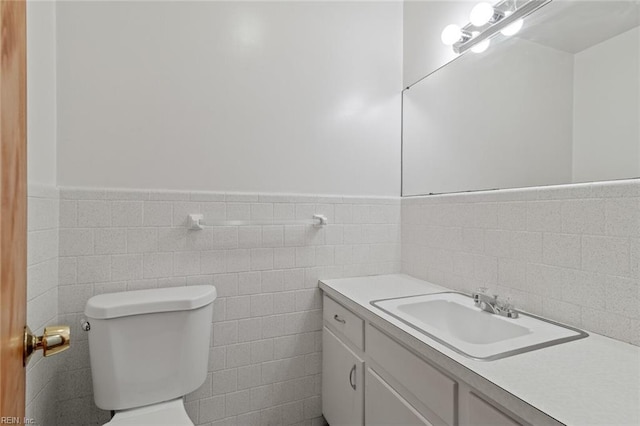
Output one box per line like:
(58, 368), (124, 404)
(143, 252), (173, 278)
(78, 201), (111, 227)
(143, 201), (172, 226)
(582, 235), (630, 277)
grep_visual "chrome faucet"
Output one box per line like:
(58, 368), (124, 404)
(472, 288), (519, 319)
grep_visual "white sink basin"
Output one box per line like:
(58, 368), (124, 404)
(371, 292), (588, 360)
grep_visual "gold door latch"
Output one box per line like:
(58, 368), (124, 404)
(24, 325), (70, 366)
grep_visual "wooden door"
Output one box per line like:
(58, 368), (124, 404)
(0, 0), (27, 419)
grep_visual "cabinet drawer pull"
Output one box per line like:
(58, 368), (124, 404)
(334, 314), (346, 324)
(349, 364), (357, 390)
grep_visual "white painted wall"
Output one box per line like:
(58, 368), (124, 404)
(403, 1), (472, 87)
(56, 1), (402, 196)
(573, 26), (640, 182)
(27, 0), (57, 186)
(402, 37), (574, 195)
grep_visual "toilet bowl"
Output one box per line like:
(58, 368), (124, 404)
(105, 398), (192, 425)
(84, 286), (217, 426)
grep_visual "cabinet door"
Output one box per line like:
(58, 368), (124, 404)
(465, 392), (521, 426)
(366, 368), (434, 426)
(322, 326), (364, 426)
(366, 325), (457, 426)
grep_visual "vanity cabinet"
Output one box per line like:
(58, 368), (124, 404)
(322, 326), (364, 426)
(367, 325), (457, 426)
(322, 294), (529, 426)
(461, 392), (520, 426)
(365, 368), (433, 426)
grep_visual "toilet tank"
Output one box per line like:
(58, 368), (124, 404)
(84, 285), (217, 410)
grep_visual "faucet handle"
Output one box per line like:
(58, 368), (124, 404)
(472, 287), (486, 298)
(496, 297), (518, 318)
(472, 287), (488, 305)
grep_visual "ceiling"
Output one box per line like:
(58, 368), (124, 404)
(517, 0), (640, 53)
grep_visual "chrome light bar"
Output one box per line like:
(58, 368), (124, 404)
(453, 0), (551, 54)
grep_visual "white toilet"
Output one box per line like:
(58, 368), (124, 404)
(84, 285), (217, 425)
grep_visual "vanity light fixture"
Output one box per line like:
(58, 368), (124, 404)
(501, 17), (524, 36)
(440, 0), (550, 54)
(441, 24), (471, 46)
(470, 32), (491, 53)
(469, 2), (504, 27)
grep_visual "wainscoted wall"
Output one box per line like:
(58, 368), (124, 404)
(402, 179), (640, 346)
(26, 185), (60, 424)
(55, 187), (401, 425)
(28, 179), (638, 425)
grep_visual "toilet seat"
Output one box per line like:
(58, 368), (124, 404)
(105, 398), (193, 425)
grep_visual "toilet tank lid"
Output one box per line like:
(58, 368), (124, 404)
(84, 285), (217, 319)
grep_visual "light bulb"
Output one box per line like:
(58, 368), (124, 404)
(471, 32), (490, 53)
(441, 24), (463, 46)
(470, 2), (495, 27)
(501, 18), (523, 36)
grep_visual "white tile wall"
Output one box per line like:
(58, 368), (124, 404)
(28, 179), (637, 425)
(56, 187), (401, 426)
(402, 179), (640, 346)
(26, 185), (60, 425)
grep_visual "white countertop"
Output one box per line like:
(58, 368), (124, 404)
(320, 274), (640, 426)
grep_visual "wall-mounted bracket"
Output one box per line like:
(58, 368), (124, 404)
(187, 214), (204, 230)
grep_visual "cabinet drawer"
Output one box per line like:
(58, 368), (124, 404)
(366, 325), (457, 426)
(323, 295), (364, 350)
(366, 368), (434, 426)
(466, 392), (521, 426)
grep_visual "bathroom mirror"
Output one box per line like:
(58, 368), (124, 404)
(402, 0), (640, 196)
